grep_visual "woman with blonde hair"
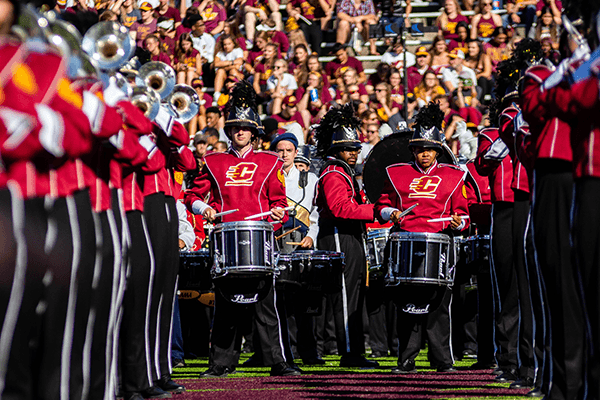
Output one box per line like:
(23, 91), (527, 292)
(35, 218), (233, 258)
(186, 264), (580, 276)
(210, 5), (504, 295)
(297, 71), (332, 126)
(371, 82), (400, 123)
(174, 32), (201, 85)
(436, 0), (469, 40)
(413, 70), (446, 109)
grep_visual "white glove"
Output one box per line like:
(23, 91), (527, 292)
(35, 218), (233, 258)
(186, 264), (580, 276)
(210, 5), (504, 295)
(452, 120), (468, 140)
(484, 138), (509, 161)
(103, 79), (128, 107)
(155, 106), (174, 136)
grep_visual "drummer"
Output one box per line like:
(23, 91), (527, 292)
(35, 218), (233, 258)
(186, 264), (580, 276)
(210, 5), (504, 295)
(374, 103), (470, 374)
(184, 81), (300, 378)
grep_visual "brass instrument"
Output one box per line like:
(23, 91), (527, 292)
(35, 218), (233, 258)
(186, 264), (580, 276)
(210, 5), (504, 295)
(131, 86), (160, 121)
(138, 61), (176, 100)
(81, 21), (135, 71)
(166, 84), (200, 123)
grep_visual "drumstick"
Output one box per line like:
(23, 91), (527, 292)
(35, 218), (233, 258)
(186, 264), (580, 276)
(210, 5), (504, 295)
(427, 215), (470, 223)
(397, 203), (418, 219)
(214, 209), (239, 218)
(275, 225), (301, 240)
(286, 242), (303, 245)
(244, 206), (294, 220)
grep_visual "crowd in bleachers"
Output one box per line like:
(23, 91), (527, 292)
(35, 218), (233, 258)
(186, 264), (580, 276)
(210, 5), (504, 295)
(56, 0), (562, 162)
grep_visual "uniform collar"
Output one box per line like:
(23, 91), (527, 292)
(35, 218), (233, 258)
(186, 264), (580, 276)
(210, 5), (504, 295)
(228, 146), (253, 158)
(412, 159), (438, 174)
(283, 164), (298, 178)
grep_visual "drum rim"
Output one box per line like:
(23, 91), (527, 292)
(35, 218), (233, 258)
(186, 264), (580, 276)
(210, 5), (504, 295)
(367, 228), (391, 239)
(390, 231), (452, 243)
(180, 249), (211, 256)
(213, 220), (274, 232)
(291, 250), (344, 259)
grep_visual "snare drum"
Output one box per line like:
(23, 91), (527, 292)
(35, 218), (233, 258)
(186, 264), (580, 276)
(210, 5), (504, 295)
(179, 250), (212, 292)
(462, 235), (491, 265)
(275, 253), (303, 288)
(293, 250), (345, 293)
(211, 221), (276, 278)
(386, 232), (453, 286)
(366, 228), (390, 280)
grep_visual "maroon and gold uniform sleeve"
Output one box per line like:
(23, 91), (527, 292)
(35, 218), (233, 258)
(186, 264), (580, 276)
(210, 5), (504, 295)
(474, 130), (500, 176)
(184, 164), (221, 214)
(318, 170), (374, 222)
(170, 145), (197, 172)
(374, 175), (399, 224)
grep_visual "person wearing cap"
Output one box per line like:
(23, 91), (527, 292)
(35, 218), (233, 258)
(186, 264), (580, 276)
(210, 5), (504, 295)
(325, 43), (367, 86)
(266, 59), (298, 115)
(184, 81), (298, 378)
(374, 112), (469, 374)
(110, 0), (141, 27)
(193, 133), (209, 162)
(312, 104), (379, 368)
(441, 49), (478, 94)
(130, 0), (159, 47)
(407, 46), (432, 92)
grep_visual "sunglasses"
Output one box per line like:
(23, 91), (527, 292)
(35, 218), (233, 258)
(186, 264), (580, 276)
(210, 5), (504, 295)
(349, 90), (359, 94)
(483, 2), (492, 5)
(375, 88), (386, 92)
(367, 130), (378, 134)
(274, 65), (284, 69)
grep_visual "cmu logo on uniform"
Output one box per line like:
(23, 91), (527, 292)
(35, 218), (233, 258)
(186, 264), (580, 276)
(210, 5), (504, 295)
(409, 176), (442, 198)
(226, 162), (258, 186)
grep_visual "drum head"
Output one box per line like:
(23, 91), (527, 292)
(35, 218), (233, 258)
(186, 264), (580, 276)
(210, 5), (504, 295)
(388, 284), (448, 314)
(215, 275), (272, 304)
(363, 131), (458, 203)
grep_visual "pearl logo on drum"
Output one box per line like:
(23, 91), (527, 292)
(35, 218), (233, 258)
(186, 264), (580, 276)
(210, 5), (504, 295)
(403, 304), (430, 314)
(232, 293), (259, 304)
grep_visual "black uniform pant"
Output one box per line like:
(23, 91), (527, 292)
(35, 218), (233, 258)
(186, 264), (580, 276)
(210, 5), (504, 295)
(155, 196), (179, 378)
(319, 230), (367, 357)
(513, 191), (536, 380)
(120, 211), (154, 393)
(210, 279), (285, 368)
(397, 289), (454, 367)
(531, 163), (577, 397)
(567, 176), (597, 400)
(144, 192), (169, 381)
(490, 201), (519, 370)
(366, 278), (398, 356)
(89, 209), (122, 400)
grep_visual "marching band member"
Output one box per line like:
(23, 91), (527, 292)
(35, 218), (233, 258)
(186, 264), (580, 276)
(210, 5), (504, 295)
(185, 81), (299, 377)
(313, 104), (378, 368)
(374, 103), (469, 374)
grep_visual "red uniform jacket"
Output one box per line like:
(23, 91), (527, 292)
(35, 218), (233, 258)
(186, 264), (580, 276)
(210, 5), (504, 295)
(499, 106), (529, 194)
(474, 127), (514, 203)
(521, 65), (573, 164)
(315, 159), (374, 222)
(531, 70), (600, 178)
(374, 161), (470, 233)
(184, 148), (288, 223)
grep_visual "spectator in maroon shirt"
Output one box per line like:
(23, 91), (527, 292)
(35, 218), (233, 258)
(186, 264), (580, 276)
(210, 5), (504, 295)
(289, 44), (309, 77)
(448, 21), (469, 54)
(144, 34), (172, 66)
(296, 54), (330, 89)
(436, 0), (469, 40)
(253, 42), (278, 99)
(325, 44), (366, 86)
(535, 0), (561, 22)
(130, 0), (158, 47)
(174, 32), (202, 85)
(297, 71), (332, 126)
(155, 0), (181, 29)
(156, 17), (178, 56)
(336, 0), (378, 55)
(286, 0), (334, 56)
(365, 62), (390, 94)
(406, 46), (431, 92)
(198, 0), (227, 36)
(259, 19), (290, 55)
(272, 96), (307, 138)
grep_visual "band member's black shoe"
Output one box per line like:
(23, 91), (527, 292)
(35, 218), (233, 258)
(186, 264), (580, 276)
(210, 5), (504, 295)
(302, 357), (325, 365)
(200, 365), (233, 378)
(510, 377), (535, 389)
(123, 393), (144, 400)
(339, 355), (379, 368)
(437, 364), (457, 373)
(155, 375), (186, 394)
(139, 386), (172, 398)
(526, 387), (544, 397)
(270, 362), (301, 376)
(391, 359), (417, 374)
(492, 367), (504, 375)
(495, 369), (519, 382)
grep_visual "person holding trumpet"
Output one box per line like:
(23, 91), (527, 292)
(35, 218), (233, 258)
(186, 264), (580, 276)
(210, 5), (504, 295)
(184, 81), (299, 377)
(374, 103), (470, 374)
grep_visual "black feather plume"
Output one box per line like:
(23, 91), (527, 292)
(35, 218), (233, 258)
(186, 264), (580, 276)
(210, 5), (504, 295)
(512, 38), (543, 70)
(224, 80), (258, 116)
(413, 102), (444, 131)
(314, 103), (360, 158)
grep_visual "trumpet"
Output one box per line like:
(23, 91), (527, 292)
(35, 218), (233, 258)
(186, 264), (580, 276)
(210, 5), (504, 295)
(81, 21), (135, 71)
(131, 86), (160, 121)
(139, 61), (176, 101)
(166, 84), (200, 123)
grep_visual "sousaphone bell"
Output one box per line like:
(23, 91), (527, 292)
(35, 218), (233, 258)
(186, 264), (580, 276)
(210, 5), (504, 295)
(166, 84), (199, 123)
(139, 61), (176, 100)
(131, 86), (160, 121)
(81, 21), (135, 71)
